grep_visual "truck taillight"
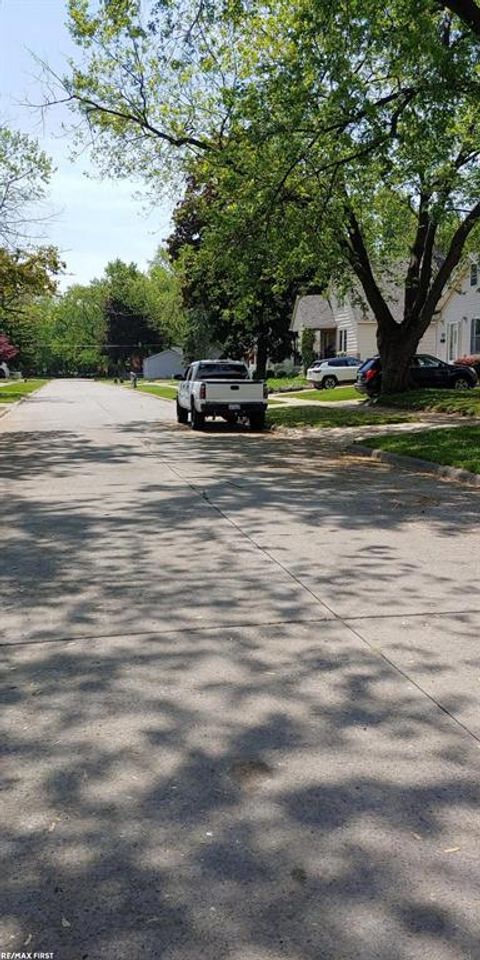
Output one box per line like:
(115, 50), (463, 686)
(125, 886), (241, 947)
(199, 382), (206, 399)
(365, 368), (377, 381)
(263, 382), (269, 398)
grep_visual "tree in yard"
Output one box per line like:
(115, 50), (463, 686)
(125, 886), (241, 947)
(33, 284), (107, 375)
(0, 124), (62, 369)
(48, 0), (480, 391)
(213, 0), (480, 391)
(0, 246), (64, 370)
(167, 170), (315, 374)
(0, 246), (63, 316)
(0, 126), (53, 248)
(144, 248), (187, 348)
(94, 257), (185, 371)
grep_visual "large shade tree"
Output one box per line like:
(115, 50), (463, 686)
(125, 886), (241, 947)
(0, 125), (62, 364)
(167, 173), (310, 374)
(47, 0), (480, 391)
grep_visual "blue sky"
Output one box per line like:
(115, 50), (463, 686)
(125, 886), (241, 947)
(0, 0), (174, 288)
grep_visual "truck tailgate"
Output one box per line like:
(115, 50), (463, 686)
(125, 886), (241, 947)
(204, 380), (264, 402)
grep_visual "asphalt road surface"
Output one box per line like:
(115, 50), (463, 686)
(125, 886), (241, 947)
(1, 379), (480, 960)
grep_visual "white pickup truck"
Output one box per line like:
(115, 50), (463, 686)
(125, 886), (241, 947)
(176, 359), (268, 430)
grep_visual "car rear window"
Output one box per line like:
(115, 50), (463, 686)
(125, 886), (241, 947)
(358, 357), (379, 373)
(196, 363), (249, 380)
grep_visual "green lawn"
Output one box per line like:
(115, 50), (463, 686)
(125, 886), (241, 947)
(267, 405), (415, 429)
(360, 425), (480, 474)
(267, 375), (308, 391)
(282, 386), (359, 403)
(137, 383), (177, 400)
(0, 379), (48, 404)
(378, 387), (480, 417)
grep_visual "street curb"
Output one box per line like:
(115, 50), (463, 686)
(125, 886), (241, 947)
(0, 382), (51, 422)
(348, 443), (480, 488)
(0, 402), (18, 419)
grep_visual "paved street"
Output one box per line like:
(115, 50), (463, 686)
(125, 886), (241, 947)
(1, 379), (480, 960)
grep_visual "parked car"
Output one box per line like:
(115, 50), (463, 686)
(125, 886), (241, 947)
(355, 354), (479, 396)
(307, 356), (362, 389)
(176, 359), (268, 430)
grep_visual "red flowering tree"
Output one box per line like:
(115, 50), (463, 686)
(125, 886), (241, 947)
(0, 333), (18, 363)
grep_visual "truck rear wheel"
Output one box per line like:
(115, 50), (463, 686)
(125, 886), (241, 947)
(191, 404), (205, 430)
(176, 400), (188, 424)
(250, 411), (266, 431)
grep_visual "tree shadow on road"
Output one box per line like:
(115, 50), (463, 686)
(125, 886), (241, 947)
(2, 623), (480, 960)
(2, 421), (480, 958)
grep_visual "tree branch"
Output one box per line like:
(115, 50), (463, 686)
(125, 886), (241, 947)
(404, 192), (431, 316)
(43, 92), (212, 152)
(444, 0), (480, 38)
(344, 206), (397, 334)
(412, 219), (438, 317)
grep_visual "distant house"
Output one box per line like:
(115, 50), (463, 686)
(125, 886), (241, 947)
(143, 347), (184, 379)
(290, 259), (480, 362)
(290, 296), (337, 360)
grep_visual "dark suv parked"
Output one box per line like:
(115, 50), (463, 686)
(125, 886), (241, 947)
(355, 354), (478, 396)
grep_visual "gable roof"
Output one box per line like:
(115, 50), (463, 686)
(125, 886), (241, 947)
(290, 296), (335, 332)
(145, 346), (183, 361)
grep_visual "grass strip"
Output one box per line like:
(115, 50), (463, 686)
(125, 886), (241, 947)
(268, 405), (415, 429)
(360, 425), (480, 474)
(377, 388), (480, 417)
(137, 384), (177, 400)
(0, 380), (48, 404)
(282, 386), (359, 402)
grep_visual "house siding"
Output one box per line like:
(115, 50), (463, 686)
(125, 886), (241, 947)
(330, 295), (359, 355)
(290, 263), (477, 365)
(143, 349), (184, 379)
(356, 323), (377, 359)
(418, 324), (438, 356)
(437, 265), (480, 360)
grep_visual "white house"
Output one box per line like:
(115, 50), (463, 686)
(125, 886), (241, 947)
(290, 259), (480, 362)
(434, 260), (480, 363)
(143, 347), (184, 379)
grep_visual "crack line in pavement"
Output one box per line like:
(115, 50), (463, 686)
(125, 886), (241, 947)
(344, 609), (480, 621)
(0, 616), (334, 649)
(344, 619), (480, 747)
(161, 457), (480, 749)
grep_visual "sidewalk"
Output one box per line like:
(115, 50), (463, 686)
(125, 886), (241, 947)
(270, 393), (362, 407)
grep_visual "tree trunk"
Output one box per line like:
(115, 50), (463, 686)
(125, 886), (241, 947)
(377, 326), (419, 394)
(255, 337), (268, 379)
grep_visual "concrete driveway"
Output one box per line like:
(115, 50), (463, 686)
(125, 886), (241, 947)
(1, 379), (480, 960)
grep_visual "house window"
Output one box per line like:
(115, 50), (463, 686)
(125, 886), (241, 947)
(338, 329), (348, 353)
(471, 318), (480, 354)
(470, 263), (478, 287)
